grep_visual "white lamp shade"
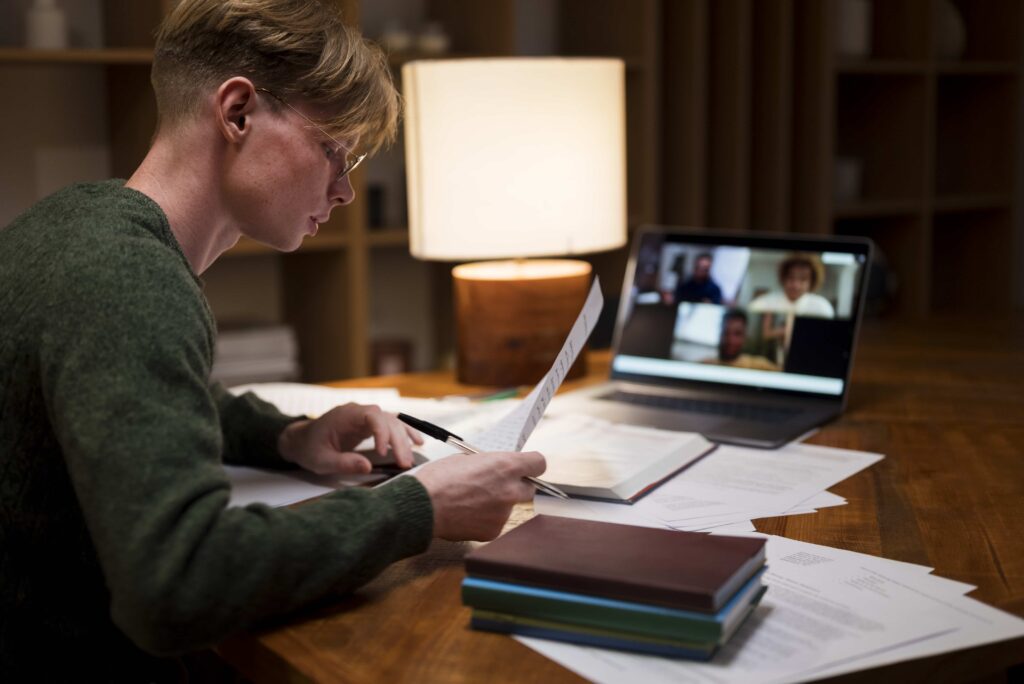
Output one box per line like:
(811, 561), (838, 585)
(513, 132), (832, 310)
(403, 58), (627, 261)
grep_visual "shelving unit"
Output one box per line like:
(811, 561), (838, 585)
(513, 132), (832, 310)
(0, 0), (371, 381)
(6, 0), (1015, 385)
(660, 0), (1021, 317)
(0, 47), (153, 64)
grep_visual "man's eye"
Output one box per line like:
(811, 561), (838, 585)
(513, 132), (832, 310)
(321, 143), (337, 161)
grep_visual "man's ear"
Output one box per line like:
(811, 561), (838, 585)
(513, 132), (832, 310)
(215, 77), (257, 143)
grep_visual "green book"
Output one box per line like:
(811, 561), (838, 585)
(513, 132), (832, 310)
(471, 609), (720, 660)
(462, 568), (767, 643)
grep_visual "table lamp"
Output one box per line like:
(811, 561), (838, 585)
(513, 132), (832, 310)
(402, 58), (627, 386)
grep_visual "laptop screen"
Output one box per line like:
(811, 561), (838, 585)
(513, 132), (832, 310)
(611, 228), (872, 398)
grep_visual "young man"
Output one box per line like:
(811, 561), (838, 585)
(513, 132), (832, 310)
(673, 252), (723, 305)
(0, 1), (545, 680)
(702, 310), (780, 371)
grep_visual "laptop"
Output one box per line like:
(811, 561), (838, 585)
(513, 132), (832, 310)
(554, 226), (873, 448)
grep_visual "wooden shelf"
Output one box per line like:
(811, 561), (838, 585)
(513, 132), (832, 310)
(0, 47), (153, 65)
(224, 232), (349, 258)
(386, 51), (488, 68)
(836, 60), (1019, 77)
(936, 61), (1019, 75)
(367, 228), (409, 248)
(833, 199), (922, 220)
(836, 59), (928, 75)
(933, 194), (1011, 214)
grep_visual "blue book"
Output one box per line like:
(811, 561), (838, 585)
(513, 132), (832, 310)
(470, 587), (766, 660)
(462, 566), (767, 643)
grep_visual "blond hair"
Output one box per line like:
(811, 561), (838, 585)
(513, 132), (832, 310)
(152, 0), (398, 154)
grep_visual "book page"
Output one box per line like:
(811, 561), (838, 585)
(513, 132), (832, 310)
(524, 414), (712, 493)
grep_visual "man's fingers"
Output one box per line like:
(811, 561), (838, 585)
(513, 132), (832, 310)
(386, 414), (415, 468)
(364, 408), (419, 468)
(518, 481), (538, 503)
(509, 451), (547, 478)
(361, 406), (392, 456)
(404, 424), (424, 445)
(313, 450), (372, 475)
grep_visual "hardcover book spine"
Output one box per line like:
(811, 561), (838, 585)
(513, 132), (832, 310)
(471, 616), (717, 660)
(461, 581), (724, 642)
(462, 559), (712, 611)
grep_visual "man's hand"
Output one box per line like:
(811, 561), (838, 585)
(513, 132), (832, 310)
(413, 451), (547, 541)
(277, 403), (423, 474)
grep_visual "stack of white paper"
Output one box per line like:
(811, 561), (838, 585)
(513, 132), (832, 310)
(212, 325), (301, 385)
(515, 533), (1024, 683)
(535, 438), (877, 534)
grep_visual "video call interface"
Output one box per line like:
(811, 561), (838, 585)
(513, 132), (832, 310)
(613, 233), (868, 396)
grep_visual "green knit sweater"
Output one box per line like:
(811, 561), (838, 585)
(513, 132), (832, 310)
(0, 180), (434, 681)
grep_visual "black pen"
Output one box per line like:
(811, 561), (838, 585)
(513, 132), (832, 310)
(397, 413), (570, 500)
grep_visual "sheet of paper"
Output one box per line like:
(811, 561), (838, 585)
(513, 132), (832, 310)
(470, 277), (603, 452)
(706, 520), (758, 534)
(224, 465), (385, 508)
(643, 443), (881, 525)
(807, 593), (1024, 680)
(229, 382), (400, 418)
(535, 442), (871, 531)
(514, 534), (1006, 684)
(797, 490), (846, 509)
(535, 495), (673, 529)
(223, 395), (523, 506)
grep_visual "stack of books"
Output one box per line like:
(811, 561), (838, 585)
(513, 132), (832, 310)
(211, 324), (300, 386)
(462, 515), (767, 660)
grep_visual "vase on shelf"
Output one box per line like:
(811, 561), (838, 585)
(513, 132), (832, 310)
(25, 0), (68, 50)
(416, 22), (451, 56)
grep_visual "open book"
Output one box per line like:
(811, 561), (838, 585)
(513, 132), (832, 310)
(524, 414), (716, 503)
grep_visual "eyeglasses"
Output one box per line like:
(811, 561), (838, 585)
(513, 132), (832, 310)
(255, 87), (367, 181)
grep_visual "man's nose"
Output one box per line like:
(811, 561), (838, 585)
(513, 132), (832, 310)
(331, 174), (355, 206)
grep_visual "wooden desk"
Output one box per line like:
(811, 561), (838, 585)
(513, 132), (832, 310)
(219, 317), (1024, 683)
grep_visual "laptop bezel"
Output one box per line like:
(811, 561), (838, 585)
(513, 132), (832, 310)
(609, 226), (874, 407)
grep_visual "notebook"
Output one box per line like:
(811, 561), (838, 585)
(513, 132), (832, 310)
(552, 226), (873, 448)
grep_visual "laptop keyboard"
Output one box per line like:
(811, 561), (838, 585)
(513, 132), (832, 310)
(599, 390), (801, 423)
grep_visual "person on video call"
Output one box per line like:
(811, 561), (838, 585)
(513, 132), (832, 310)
(748, 253), (835, 353)
(702, 310), (780, 371)
(0, 1), (546, 680)
(673, 252), (723, 304)
(749, 253), (835, 317)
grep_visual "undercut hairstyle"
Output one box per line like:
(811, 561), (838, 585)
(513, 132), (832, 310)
(778, 254), (825, 291)
(152, 0), (398, 153)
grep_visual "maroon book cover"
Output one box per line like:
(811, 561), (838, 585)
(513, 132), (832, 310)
(465, 515), (766, 611)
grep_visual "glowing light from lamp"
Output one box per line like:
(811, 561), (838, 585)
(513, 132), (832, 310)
(402, 58), (627, 261)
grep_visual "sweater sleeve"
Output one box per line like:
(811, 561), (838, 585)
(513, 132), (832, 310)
(210, 382), (303, 470)
(39, 245), (434, 656)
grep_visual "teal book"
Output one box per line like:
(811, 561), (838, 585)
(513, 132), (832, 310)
(470, 589), (764, 660)
(462, 567), (767, 643)
(471, 609), (716, 660)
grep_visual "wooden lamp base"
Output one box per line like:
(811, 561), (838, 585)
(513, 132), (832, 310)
(453, 259), (593, 387)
